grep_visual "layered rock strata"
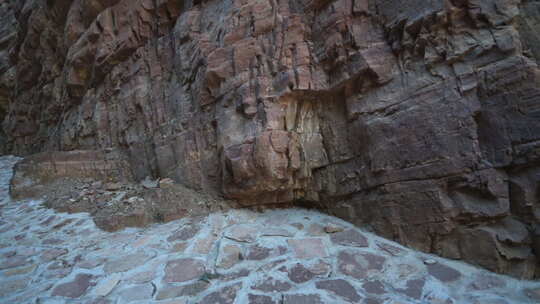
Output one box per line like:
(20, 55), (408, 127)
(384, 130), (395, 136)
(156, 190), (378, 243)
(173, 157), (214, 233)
(1, 0), (540, 278)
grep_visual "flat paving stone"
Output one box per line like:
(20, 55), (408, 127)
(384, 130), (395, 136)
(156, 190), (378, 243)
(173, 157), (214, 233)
(260, 228), (294, 237)
(399, 278), (425, 300)
(167, 224), (201, 242)
(283, 294), (324, 304)
(288, 238), (328, 259)
(0, 278), (28, 297)
(104, 251), (153, 274)
(338, 251), (386, 279)
(164, 258), (205, 282)
(248, 294), (278, 304)
(93, 273), (121, 297)
(51, 273), (94, 298)
(217, 244), (242, 269)
(156, 281), (209, 300)
(252, 277), (292, 292)
(225, 225), (258, 243)
(117, 283), (153, 302)
(362, 280), (386, 295)
(126, 270), (156, 284)
(246, 245), (272, 260)
(3, 263), (37, 276)
(287, 263), (316, 283)
(0, 255), (30, 269)
(427, 263), (461, 283)
(316, 279), (362, 302)
(41, 248), (68, 262)
(199, 283), (242, 304)
(330, 229), (369, 247)
(470, 274), (506, 290)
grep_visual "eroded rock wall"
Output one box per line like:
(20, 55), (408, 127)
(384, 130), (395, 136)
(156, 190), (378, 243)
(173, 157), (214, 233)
(1, 0), (540, 278)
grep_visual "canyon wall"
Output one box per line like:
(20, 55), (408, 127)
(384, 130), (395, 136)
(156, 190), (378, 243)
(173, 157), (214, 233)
(1, 0), (540, 278)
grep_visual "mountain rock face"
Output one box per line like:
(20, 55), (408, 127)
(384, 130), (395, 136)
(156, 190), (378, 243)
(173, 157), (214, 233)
(1, 0), (540, 278)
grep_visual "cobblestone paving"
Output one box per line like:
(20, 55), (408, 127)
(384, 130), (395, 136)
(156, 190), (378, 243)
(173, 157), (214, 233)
(1, 155), (540, 304)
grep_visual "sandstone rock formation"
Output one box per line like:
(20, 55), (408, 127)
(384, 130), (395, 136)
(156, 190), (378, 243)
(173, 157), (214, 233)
(1, 0), (540, 278)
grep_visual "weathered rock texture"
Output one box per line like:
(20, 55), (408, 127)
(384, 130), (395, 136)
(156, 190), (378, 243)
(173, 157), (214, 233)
(1, 0), (540, 278)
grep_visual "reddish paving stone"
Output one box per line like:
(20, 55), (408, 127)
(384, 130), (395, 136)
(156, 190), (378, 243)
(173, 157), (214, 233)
(217, 244), (242, 269)
(427, 263), (461, 283)
(40, 215), (57, 226)
(41, 248), (68, 262)
(260, 228), (294, 237)
(470, 274), (506, 290)
(199, 283), (242, 304)
(156, 281), (209, 300)
(246, 245), (272, 260)
(3, 263), (36, 276)
(53, 219), (74, 230)
(376, 242), (405, 256)
(164, 258), (205, 282)
(104, 251), (153, 274)
(0, 278), (28, 297)
(338, 251), (386, 279)
(252, 278), (292, 292)
(399, 278), (425, 300)
(167, 224), (201, 242)
(288, 238), (328, 259)
(225, 225), (258, 243)
(219, 269), (251, 281)
(86, 299), (113, 304)
(193, 234), (218, 254)
(362, 280), (386, 295)
(248, 294), (278, 304)
(78, 258), (106, 269)
(42, 238), (64, 245)
(287, 263), (316, 283)
(0, 255), (30, 270)
(283, 294), (324, 304)
(52, 273), (94, 298)
(330, 230), (369, 247)
(364, 298), (383, 304)
(127, 270), (156, 284)
(316, 279), (362, 302)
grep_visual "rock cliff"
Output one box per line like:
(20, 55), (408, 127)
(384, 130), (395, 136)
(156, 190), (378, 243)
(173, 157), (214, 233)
(1, 0), (540, 278)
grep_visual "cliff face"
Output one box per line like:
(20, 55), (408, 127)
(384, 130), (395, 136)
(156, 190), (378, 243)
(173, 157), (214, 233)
(1, 0), (540, 278)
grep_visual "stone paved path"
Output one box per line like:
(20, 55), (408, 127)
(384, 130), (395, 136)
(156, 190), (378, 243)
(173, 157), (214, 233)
(1, 155), (540, 304)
